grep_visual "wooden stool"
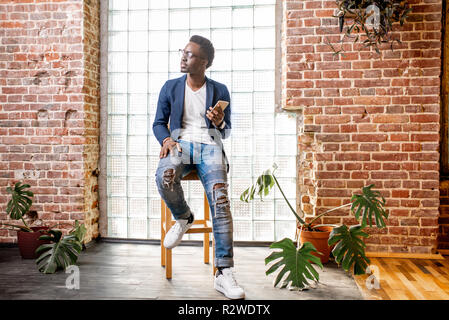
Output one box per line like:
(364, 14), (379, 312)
(160, 169), (217, 279)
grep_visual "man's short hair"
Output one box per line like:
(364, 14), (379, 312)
(189, 35), (215, 69)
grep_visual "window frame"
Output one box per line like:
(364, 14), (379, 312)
(99, 0), (292, 240)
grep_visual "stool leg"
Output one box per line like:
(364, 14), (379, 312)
(165, 200), (173, 279)
(212, 237), (217, 276)
(166, 248), (172, 279)
(203, 190), (210, 264)
(204, 232), (210, 264)
(161, 199), (166, 267)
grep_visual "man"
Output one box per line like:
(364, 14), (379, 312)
(152, 35), (245, 300)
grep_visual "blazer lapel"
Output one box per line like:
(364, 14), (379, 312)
(205, 76), (213, 128)
(176, 74), (187, 116)
(172, 74), (186, 140)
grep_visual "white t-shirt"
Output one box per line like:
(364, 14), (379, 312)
(178, 81), (218, 145)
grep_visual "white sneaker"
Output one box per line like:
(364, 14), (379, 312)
(163, 213), (194, 249)
(214, 268), (245, 299)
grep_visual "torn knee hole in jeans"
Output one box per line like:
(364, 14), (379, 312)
(213, 183), (230, 216)
(163, 168), (175, 191)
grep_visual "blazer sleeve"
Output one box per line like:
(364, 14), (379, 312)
(152, 82), (172, 146)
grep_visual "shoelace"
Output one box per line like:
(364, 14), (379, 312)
(223, 269), (239, 287)
(172, 219), (190, 234)
(173, 221), (183, 233)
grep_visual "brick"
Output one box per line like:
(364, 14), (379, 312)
(373, 115), (409, 123)
(411, 134), (439, 142)
(372, 153), (408, 161)
(316, 134), (349, 142)
(352, 134), (388, 142)
(390, 134), (409, 141)
(360, 144), (379, 152)
(401, 201), (420, 208)
(381, 144), (400, 152)
(335, 153), (370, 161)
(315, 80), (351, 88)
(392, 190), (410, 198)
(340, 144), (358, 151)
(371, 172), (407, 180)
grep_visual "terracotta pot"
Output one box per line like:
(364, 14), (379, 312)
(17, 226), (51, 259)
(299, 226), (334, 264)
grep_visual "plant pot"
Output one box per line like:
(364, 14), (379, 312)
(299, 226), (334, 264)
(17, 226), (50, 259)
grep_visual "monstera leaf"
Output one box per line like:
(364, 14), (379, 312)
(328, 224), (370, 275)
(265, 238), (323, 290)
(36, 230), (82, 274)
(240, 167), (276, 202)
(240, 163), (306, 225)
(6, 182), (33, 221)
(351, 184), (388, 228)
(0, 223), (33, 232)
(69, 220), (86, 243)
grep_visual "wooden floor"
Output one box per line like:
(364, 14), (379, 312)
(0, 241), (362, 300)
(354, 256), (449, 300)
(7, 240), (449, 300)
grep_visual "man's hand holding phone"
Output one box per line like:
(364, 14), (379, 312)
(206, 100), (229, 127)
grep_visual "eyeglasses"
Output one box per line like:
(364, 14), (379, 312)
(178, 49), (204, 60)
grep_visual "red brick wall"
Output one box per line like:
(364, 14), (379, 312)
(0, 0), (100, 243)
(283, 0), (442, 254)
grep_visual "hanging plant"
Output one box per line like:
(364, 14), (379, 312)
(328, 0), (413, 55)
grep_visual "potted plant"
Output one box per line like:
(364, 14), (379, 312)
(240, 163), (388, 290)
(1, 182), (50, 259)
(36, 220), (87, 274)
(327, 0), (412, 56)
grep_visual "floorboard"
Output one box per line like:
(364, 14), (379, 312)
(354, 256), (449, 300)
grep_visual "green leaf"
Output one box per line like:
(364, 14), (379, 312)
(265, 238), (323, 290)
(351, 184), (388, 228)
(0, 223), (33, 232)
(328, 225), (370, 275)
(240, 163), (307, 225)
(69, 220), (87, 243)
(240, 167), (276, 202)
(6, 182), (33, 220)
(36, 230), (82, 274)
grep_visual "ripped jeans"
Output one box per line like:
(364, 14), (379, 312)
(155, 139), (234, 268)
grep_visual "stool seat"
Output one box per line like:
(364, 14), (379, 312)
(163, 219), (213, 234)
(160, 169), (216, 279)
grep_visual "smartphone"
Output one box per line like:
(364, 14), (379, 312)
(212, 100), (229, 112)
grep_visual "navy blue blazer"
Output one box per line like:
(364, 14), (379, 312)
(152, 74), (231, 173)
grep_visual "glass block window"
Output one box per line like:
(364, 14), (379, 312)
(107, 0), (297, 241)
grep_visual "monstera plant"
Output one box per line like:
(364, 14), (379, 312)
(36, 220), (86, 274)
(1, 182), (53, 258)
(328, 0), (412, 55)
(240, 163), (388, 290)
